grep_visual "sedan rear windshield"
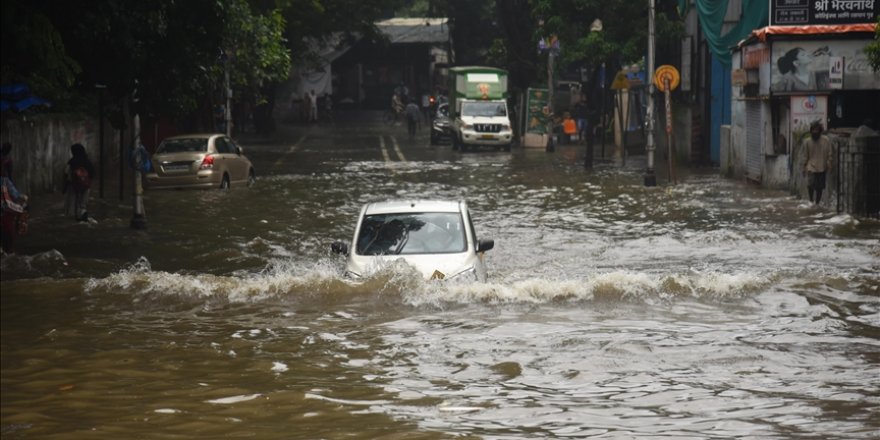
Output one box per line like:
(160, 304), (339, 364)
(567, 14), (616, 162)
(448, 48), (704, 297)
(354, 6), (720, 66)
(157, 138), (208, 154)
(356, 212), (466, 255)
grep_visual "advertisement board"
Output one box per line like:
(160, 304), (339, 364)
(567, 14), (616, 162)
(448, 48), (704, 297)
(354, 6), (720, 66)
(790, 95), (828, 143)
(525, 88), (550, 134)
(771, 40), (880, 92)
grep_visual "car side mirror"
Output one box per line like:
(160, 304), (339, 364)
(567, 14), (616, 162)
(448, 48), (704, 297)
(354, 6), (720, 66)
(237, 147), (244, 156)
(476, 239), (494, 253)
(331, 241), (349, 255)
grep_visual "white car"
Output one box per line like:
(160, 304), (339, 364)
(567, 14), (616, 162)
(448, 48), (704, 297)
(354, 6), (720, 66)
(331, 200), (494, 281)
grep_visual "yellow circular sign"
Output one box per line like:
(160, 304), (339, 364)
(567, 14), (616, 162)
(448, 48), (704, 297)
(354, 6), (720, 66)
(654, 65), (680, 92)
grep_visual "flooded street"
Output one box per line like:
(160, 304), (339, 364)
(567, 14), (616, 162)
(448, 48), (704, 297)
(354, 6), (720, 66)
(2, 113), (879, 439)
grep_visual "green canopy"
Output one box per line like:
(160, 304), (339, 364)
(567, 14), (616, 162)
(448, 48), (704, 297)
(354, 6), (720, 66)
(680, 0), (769, 66)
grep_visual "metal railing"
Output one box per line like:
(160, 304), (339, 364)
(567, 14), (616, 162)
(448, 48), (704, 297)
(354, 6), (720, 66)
(837, 134), (880, 218)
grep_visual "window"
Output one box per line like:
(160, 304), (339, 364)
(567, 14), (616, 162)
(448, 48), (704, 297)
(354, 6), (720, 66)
(356, 212), (466, 255)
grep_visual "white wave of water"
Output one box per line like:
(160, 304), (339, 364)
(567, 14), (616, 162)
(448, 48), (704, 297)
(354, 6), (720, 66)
(80, 255), (792, 309)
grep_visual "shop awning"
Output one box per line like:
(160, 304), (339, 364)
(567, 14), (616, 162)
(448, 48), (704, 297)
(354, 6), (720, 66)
(750, 24), (877, 42)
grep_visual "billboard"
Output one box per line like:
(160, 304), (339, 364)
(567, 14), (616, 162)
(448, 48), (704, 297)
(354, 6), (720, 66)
(771, 0), (878, 25)
(771, 40), (880, 92)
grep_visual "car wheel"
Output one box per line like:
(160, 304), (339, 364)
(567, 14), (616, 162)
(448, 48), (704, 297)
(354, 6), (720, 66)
(220, 174), (230, 190)
(247, 170), (256, 187)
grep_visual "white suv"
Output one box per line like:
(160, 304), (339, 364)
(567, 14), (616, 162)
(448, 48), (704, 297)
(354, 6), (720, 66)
(331, 200), (494, 281)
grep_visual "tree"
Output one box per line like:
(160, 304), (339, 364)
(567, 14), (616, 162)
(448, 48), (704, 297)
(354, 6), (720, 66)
(491, 0), (684, 92)
(866, 18), (880, 71)
(3, 0), (290, 130)
(0, 1), (81, 106)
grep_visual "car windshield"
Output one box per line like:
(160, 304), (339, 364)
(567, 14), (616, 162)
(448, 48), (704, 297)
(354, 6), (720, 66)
(461, 102), (506, 117)
(356, 212), (466, 255)
(157, 138), (209, 154)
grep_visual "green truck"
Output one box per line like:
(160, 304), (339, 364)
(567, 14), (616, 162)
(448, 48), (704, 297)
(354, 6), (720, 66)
(448, 66), (513, 151)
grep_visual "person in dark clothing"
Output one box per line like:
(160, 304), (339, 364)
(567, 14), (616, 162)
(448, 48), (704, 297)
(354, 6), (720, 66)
(64, 143), (95, 222)
(1, 162), (27, 254)
(572, 96), (589, 144)
(405, 98), (421, 137)
(1, 142), (15, 183)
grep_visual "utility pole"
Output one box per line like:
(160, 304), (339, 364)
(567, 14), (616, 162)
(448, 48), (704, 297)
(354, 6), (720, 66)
(130, 83), (147, 230)
(225, 56), (232, 137)
(644, 0), (658, 187)
(546, 46), (556, 152)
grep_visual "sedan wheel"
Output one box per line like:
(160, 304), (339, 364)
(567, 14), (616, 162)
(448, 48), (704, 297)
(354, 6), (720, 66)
(247, 170), (256, 187)
(220, 174), (230, 190)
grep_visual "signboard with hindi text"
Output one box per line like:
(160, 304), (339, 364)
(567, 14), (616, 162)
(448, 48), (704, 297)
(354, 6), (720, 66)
(771, 0), (878, 26)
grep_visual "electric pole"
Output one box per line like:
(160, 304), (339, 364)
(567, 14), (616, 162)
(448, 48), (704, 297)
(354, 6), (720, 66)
(645, 0), (658, 187)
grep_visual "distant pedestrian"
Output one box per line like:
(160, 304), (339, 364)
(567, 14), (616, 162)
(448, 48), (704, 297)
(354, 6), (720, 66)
(301, 91), (310, 122)
(1, 163), (27, 254)
(573, 95), (589, 143)
(214, 103), (226, 134)
(64, 143), (95, 222)
(802, 121), (832, 205)
(308, 90), (318, 123)
(405, 98), (421, 137)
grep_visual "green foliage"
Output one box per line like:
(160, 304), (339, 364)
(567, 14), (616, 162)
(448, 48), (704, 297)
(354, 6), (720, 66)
(866, 18), (880, 71)
(0, 3), (81, 105)
(489, 0), (684, 90)
(277, 0), (403, 64)
(3, 0), (291, 120)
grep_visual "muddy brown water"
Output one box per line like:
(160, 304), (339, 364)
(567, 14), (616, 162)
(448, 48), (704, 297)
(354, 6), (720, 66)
(2, 116), (879, 439)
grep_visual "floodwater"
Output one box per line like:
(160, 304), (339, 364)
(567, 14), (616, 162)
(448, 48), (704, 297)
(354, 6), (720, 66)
(2, 115), (879, 439)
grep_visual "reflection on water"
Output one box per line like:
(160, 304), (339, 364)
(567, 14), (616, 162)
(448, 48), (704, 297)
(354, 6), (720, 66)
(2, 139), (879, 439)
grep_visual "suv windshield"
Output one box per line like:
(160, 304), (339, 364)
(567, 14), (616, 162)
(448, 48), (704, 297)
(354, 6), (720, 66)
(356, 212), (466, 255)
(461, 102), (507, 117)
(157, 138), (209, 154)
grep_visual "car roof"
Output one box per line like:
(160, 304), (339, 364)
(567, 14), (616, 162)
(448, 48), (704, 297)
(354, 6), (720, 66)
(363, 200), (463, 215)
(161, 133), (222, 141)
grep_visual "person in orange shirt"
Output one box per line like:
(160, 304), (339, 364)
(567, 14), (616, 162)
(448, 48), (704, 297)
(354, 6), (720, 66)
(562, 112), (577, 144)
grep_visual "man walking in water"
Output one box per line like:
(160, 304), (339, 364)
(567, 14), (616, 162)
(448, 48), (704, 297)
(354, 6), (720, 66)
(802, 121), (832, 205)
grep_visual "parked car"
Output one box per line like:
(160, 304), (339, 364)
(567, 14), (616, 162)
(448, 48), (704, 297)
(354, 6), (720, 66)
(145, 134), (255, 190)
(331, 199), (494, 281)
(430, 103), (453, 145)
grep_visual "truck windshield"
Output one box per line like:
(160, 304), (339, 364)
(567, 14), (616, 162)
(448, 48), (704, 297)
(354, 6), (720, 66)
(461, 102), (507, 117)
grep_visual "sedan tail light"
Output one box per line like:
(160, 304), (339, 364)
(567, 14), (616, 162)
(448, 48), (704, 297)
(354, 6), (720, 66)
(199, 155), (215, 169)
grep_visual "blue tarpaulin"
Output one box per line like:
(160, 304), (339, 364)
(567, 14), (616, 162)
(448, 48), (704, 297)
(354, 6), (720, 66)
(1, 82), (52, 112)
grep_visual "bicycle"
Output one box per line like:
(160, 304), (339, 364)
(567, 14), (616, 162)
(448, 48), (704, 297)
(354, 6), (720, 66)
(383, 108), (402, 125)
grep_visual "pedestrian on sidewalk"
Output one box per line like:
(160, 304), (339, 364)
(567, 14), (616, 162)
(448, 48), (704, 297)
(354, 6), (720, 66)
(63, 143), (95, 222)
(802, 121), (832, 205)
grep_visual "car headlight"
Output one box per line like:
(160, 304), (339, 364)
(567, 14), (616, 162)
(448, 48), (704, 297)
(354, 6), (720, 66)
(344, 270), (363, 280)
(446, 266), (478, 281)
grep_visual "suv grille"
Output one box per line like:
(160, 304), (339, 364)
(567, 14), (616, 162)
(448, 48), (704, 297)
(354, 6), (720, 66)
(474, 124), (502, 133)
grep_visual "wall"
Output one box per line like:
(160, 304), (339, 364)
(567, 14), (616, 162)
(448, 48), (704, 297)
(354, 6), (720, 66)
(1, 114), (123, 195)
